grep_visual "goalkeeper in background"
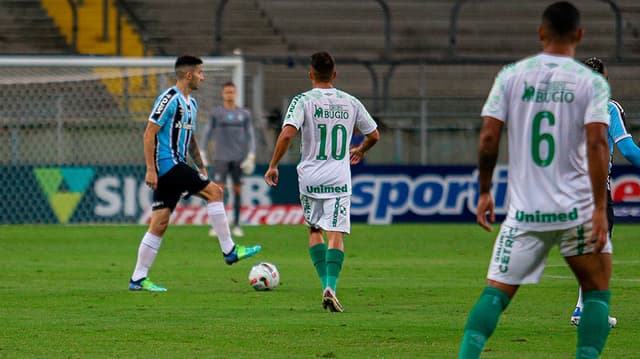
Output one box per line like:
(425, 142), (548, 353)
(200, 81), (256, 237)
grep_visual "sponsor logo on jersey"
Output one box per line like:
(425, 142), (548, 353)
(153, 90), (177, 117)
(522, 81), (575, 103)
(174, 122), (193, 130)
(313, 104), (349, 119)
(306, 184), (349, 194)
(515, 207), (578, 223)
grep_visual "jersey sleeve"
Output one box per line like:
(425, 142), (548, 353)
(481, 65), (511, 122)
(283, 93), (305, 129)
(353, 97), (377, 135)
(617, 137), (640, 167)
(608, 101), (630, 143)
(585, 75), (610, 126)
(148, 90), (177, 126)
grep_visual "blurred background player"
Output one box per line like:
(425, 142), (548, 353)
(459, 2), (613, 358)
(129, 56), (261, 292)
(264, 51), (379, 312)
(199, 81), (256, 237)
(570, 56), (640, 328)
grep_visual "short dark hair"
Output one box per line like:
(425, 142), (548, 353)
(542, 1), (580, 40)
(222, 80), (235, 88)
(310, 51), (335, 82)
(583, 57), (605, 75)
(175, 55), (203, 77)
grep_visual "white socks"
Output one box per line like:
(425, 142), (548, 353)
(131, 232), (162, 282)
(576, 286), (584, 309)
(207, 202), (235, 254)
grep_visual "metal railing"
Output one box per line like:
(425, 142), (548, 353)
(66, 0), (78, 53)
(449, 0), (623, 60)
(214, 0), (392, 57)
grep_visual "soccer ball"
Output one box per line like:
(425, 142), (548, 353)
(248, 262), (280, 291)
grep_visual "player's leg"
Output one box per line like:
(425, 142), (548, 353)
(323, 230), (345, 312)
(308, 226), (327, 289)
(459, 226), (552, 359)
(129, 170), (181, 292)
(565, 253), (612, 358)
(301, 195), (328, 290)
(129, 209), (170, 292)
(562, 222), (613, 358)
(199, 180), (261, 265)
(325, 230), (345, 293)
(459, 280), (515, 359)
(315, 196), (350, 312)
(209, 160), (229, 237)
(230, 161), (244, 237)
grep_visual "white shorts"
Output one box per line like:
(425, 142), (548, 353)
(487, 222), (613, 285)
(300, 194), (351, 234)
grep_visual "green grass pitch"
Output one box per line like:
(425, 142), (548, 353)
(1, 223), (638, 358)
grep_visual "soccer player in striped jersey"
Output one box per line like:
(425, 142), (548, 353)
(459, 3), (613, 358)
(199, 81), (256, 238)
(264, 51), (379, 312)
(128, 56), (261, 292)
(569, 56), (640, 328)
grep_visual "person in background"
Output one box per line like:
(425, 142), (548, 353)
(200, 81), (256, 237)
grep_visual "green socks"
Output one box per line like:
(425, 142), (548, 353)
(459, 286), (511, 359)
(309, 245), (345, 291)
(326, 248), (344, 291)
(309, 243), (328, 288)
(576, 290), (611, 359)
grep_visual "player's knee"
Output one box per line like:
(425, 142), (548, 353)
(202, 182), (224, 202)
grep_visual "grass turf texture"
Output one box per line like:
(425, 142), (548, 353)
(0, 224), (638, 358)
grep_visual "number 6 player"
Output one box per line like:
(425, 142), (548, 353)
(458, 2), (613, 358)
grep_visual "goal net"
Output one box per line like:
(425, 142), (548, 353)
(0, 56), (244, 224)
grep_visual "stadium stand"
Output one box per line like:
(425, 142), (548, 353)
(2, 0), (640, 164)
(0, 0), (70, 54)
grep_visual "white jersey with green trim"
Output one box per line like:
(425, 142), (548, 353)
(283, 87), (377, 199)
(481, 53), (610, 230)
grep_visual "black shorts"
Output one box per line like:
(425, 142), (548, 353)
(212, 160), (242, 185)
(152, 162), (210, 212)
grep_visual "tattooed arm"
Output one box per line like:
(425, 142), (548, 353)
(189, 137), (208, 177)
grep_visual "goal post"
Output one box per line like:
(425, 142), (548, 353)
(0, 55), (244, 166)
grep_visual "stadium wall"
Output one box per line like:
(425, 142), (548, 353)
(3, 164), (640, 225)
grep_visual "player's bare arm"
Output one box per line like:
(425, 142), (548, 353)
(586, 122), (609, 253)
(265, 125), (297, 186)
(188, 137), (208, 177)
(476, 116), (503, 232)
(350, 129), (380, 164)
(143, 122), (161, 190)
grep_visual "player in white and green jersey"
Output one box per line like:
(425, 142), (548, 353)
(459, 3), (613, 358)
(265, 51), (379, 312)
